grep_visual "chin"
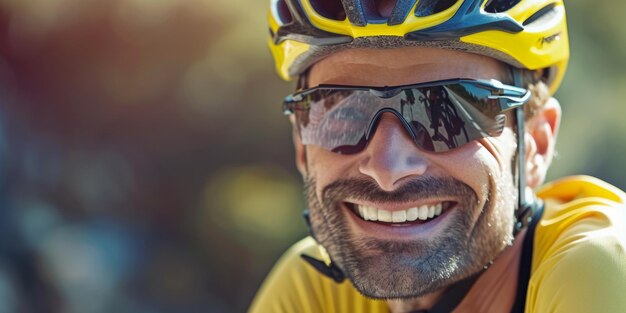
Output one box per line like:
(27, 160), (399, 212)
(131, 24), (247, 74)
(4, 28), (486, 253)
(306, 173), (516, 299)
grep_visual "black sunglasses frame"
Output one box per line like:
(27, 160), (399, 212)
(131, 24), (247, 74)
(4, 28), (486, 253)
(281, 78), (531, 155)
(283, 78), (531, 115)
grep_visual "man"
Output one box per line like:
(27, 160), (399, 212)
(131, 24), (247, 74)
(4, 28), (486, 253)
(250, 0), (626, 312)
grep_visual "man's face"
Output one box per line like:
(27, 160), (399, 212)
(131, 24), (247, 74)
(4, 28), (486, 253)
(295, 47), (519, 299)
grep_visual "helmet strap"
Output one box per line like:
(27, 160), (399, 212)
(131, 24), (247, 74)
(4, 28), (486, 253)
(512, 68), (538, 236)
(298, 69), (538, 301)
(301, 208), (346, 282)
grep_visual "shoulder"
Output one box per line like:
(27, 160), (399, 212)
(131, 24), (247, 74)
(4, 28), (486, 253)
(527, 176), (626, 313)
(248, 237), (388, 313)
(534, 176), (626, 253)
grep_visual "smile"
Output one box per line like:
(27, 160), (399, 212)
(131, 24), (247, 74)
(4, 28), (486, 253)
(344, 201), (456, 226)
(356, 202), (444, 223)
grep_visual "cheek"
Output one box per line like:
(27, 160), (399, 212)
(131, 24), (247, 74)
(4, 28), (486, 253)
(482, 128), (517, 174)
(428, 143), (493, 200)
(426, 130), (517, 201)
(470, 128), (517, 176)
(305, 129), (517, 202)
(305, 146), (359, 198)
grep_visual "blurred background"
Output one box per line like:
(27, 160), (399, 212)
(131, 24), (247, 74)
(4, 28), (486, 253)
(0, 0), (623, 312)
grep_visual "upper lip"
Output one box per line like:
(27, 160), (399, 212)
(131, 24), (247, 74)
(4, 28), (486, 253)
(344, 199), (456, 212)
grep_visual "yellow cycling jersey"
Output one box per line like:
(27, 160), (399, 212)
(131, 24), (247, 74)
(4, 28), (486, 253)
(249, 176), (626, 313)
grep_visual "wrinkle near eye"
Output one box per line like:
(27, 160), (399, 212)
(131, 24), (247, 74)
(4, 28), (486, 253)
(480, 128), (517, 173)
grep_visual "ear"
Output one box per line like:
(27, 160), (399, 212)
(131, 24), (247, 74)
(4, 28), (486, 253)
(290, 115), (308, 177)
(524, 97), (561, 188)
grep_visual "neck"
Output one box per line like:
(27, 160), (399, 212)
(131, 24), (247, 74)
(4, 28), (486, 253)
(387, 290), (446, 313)
(386, 228), (527, 313)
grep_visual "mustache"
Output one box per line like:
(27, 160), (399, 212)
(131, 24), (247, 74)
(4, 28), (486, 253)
(319, 176), (477, 204)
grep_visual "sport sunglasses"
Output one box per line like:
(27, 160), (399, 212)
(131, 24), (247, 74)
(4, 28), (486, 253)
(283, 78), (531, 154)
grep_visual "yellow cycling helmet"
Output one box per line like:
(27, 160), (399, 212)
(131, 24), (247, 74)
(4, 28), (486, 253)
(268, 0), (569, 94)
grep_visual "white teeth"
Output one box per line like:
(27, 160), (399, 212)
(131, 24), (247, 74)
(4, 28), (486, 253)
(407, 207), (418, 221)
(366, 206), (378, 221)
(355, 203), (446, 223)
(392, 211), (406, 223)
(378, 209), (392, 222)
(418, 206), (429, 220)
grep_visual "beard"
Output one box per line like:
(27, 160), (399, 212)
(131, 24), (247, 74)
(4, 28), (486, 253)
(305, 175), (514, 299)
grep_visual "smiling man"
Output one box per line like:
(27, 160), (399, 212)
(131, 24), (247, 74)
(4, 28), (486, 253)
(250, 1), (626, 312)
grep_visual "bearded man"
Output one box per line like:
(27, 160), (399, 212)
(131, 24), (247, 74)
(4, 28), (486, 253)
(250, 0), (626, 312)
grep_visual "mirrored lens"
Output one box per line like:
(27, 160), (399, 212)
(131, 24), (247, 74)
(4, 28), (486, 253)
(291, 82), (510, 154)
(296, 90), (377, 152)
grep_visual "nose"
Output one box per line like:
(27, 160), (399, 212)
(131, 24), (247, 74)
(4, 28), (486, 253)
(359, 112), (429, 191)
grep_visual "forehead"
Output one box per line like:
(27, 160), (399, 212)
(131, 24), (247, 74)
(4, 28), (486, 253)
(308, 47), (509, 87)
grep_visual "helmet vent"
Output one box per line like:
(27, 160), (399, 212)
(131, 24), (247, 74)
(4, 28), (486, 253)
(484, 0), (521, 13)
(360, 0), (395, 23)
(415, 0), (459, 17)
(311, 0), (347, 21)
(276, 0), (294, 24)
(523, 3), (557, 26)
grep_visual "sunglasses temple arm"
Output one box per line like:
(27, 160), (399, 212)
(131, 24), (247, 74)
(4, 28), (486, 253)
(491, 90), (531, 112)
(511, 70), (535, 235)
(516, 105), (526, 208)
